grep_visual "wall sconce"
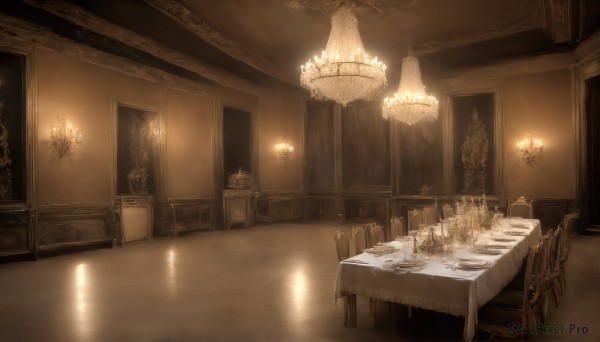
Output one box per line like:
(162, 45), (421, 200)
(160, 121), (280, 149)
(275, 142), (294, 160)
(50, 117), (82, 158)
(516, 131), (543, 163)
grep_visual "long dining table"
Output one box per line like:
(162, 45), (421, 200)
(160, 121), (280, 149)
(335, 218), (542, 341)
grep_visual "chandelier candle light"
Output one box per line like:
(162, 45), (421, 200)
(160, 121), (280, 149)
(382, 55), (439, 125)
(516, 131), (543, 163)
(300, 6), (387, 106)
(275, 142), (294, 160)
(50, 117), (82, 158)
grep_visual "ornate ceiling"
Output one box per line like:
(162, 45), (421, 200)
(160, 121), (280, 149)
(1, 0), (599, 91)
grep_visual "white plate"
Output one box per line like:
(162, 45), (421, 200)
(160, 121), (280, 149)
(458, 259), (488, 268)
(502, 230), (528, 236)
(475, 248), (503, 255)
(492, 237), (516, 242)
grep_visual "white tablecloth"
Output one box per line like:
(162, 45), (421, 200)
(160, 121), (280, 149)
(335, 218), (542, 341)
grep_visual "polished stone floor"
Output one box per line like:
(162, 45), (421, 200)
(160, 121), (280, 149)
(0, 222), (598, 341)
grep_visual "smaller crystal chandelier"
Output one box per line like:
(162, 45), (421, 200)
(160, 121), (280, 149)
(300, 5), (387, 106)
(517, 132), (543, 163)
(382, 54), (439, 125)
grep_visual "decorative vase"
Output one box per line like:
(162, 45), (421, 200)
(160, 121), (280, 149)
(127, 166), (149, 194)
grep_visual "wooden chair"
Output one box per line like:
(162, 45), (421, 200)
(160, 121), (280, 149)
(442, 204), (454, 219)
(333, 230), (352, 326)
(558, 212), (577, 298)
(389, 216), (406, 241)
(407, 209), (423, 233)
(370, 225), (385, 246)
(545, 226), (563, 312)
(351, 225), (368, 255)
(478, 244), (542, 339)
(333, 231), (352, 261)
(508, 196), (533, 219)
(423, 206), (438, 225)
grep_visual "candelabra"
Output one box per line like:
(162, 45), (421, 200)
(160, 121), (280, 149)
(516, 132), (543, 163)
(275, 142), (294, 160)
(51, 117), (81, 158)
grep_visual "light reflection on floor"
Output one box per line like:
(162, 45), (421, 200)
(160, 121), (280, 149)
(73, 263), (92, 341)
(167, 247), (177, 297)
(289, 264), (308, 331)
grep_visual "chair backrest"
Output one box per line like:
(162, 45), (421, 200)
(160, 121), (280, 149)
(333, 231), (352, 261)
(560, 212), (578, 262)
(524, 243), (543, 327)
(390, 216), (406, 240)
(539, 228), (555, 286)
(407, 209), (423, 232)
(370, 225), (385, 246)
(442, 204), (454, 219)
(508, 196), (533, 219)
(352, 225), (368, 254)
(548, 226), (562, 275)
(423, 206), (438, 225)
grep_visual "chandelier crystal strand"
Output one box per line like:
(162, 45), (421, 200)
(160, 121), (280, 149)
(300, 6), (387, 106)
(382, 56), (439, 125)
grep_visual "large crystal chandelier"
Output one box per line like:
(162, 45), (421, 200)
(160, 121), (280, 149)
(300, 6), (387, 106)
(382, 55), (439, 125)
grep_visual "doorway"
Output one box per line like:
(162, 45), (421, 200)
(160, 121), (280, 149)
(584, 75), (600, 232)
(222, 107), (253, 187)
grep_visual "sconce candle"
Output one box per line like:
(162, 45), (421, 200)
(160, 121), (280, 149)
(516, 131), (543, 163)
(50, 117), (81, 158)
(275, 142), (294, 160)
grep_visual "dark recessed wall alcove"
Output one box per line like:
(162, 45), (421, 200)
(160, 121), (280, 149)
(0, 51), (26, 202)
(585, 75), (600, 228)
(222, 107), (252, 187)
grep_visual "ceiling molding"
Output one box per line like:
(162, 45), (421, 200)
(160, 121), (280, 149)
(542, 0), (574, 44)
(145, 0), (296, 85)
(20, 0), (262, 95)
(413, 18), (543, 56)
(0, 13), (218, 97)
(435, 52), (575, 91)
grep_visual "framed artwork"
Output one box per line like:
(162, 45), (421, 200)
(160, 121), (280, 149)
(115, 103), (159, 196)
(341, 101), (390, 189)
(0, 50), (27, 201)
(397, 119), (444, 196)
(451, 92), (500, 197)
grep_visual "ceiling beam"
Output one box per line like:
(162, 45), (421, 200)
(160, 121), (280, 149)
(145, 0), (296, 85)
(0, 13), (217, 96)
(21, 0), (262, 94)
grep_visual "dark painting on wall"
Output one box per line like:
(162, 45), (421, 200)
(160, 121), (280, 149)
(398, 119), (443, 196)
(116, 104), (158, 196)
(0, 50), (26, 201)
(452, 93), (495, 196)
(306, 101), (334, 192)
(342, 101), (390, 189)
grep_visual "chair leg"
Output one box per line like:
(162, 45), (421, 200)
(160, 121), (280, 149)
(343, 295), (348, 326)
(370, 298), (377, 323)
(348, 294), (357, 327)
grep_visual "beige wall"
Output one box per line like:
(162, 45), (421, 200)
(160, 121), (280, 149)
(502, 69), (574, 199)
(34, 46), (306, 206)
(437, 57), (575, 200)
(36, 46), (162, 204)
(257, 89), (304, 192)
(165, 89), (215, 199)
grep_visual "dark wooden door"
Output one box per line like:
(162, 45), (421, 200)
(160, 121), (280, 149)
(585, 76), (600, 231)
